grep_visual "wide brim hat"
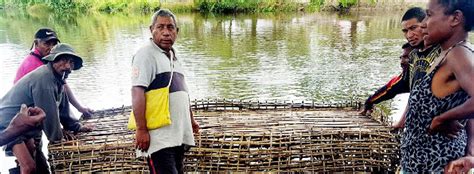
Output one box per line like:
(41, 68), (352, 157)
(42, 43), (83, 70)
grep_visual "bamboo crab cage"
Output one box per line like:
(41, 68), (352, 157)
(48, 99), (400, 172)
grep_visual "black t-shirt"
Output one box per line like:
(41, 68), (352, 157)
(408, 44), (442, 89)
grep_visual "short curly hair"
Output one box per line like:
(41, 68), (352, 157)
(437, 0), (474, 31)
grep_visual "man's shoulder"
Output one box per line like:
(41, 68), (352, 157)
(135, 41), (160, 55)
(29, 65), (48, 73)
(408, 49), (418, 62)
(20, 55), (42, 67)
(21, 66), (50, 82)
(133, 43), (157, 61)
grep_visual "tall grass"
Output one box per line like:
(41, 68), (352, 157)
(194, 0), (417, 13)
(0, 0), (422, 14)
(194, 0), (302, 13)
(1, 0), (161, 14)
(310, 0), (410, 11)
(161, 2), (195, 13)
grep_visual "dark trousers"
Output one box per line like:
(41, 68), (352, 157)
(34, 142), (50, 174)
(147, 145), (187, 174)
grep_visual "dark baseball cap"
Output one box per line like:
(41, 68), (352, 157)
(35, 28), (60, 42)
(43, 43), (83, 70)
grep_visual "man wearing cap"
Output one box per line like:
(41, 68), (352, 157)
(0, 43), (83, 173)
(14, 28), (59, 83)
(13, 28), (93, 130)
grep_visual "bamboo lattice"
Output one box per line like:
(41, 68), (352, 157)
(48, 99), (400, 172)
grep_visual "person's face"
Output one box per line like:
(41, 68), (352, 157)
(422, 0), (451, 46)
(52, 57), (74, 79)
(36, 39), (58, 57)
(400, 48), (412, 68)
(150, 16), (178, 51)
(401, 18), (424, 47)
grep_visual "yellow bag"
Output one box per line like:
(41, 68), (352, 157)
(127, 87), (171, 130)
(128, 58), (174, 130)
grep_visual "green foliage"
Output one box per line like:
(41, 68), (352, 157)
(161, 2), (194, 13)
(195, 0), (250, 13)
(310, 0), (325, 7)
(367, 0), (377, 5)
(308, 0), (325, 11)
(194, 0), (301, 13)
(96, 0), (127, 13)
(0, 0), (160, 14)
(50, 0), (89, 13)
(0, 0), (420, 14)
(92, 0), (160, 13)
(338, 0), (358, 8)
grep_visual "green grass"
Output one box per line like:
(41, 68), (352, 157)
(0, 0), (424, 14)
(193, 0), (312, 13)
(1, 0), (160, 14)
(161, 2), (195, 13)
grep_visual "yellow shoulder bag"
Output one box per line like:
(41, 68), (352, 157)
(128, 58), (173, 130)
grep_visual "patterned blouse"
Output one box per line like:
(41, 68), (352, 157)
(401, 43), (473, 172)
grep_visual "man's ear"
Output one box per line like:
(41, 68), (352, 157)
(149, 25), (153, 33)
(176, 27), (180, 33)
(450, 10), (464, 28)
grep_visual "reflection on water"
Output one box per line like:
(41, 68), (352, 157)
(1, 9), (474, 172)
(0, 11), (386, 106)
(2, 11), (473, 109)
(2, 11), (474, 108)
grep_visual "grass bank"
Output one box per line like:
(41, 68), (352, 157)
(195, 0), (423, 13)
(0, 0), (425, 14)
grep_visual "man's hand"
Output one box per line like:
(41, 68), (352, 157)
(359, 109), (372, 116)
(192, 119), (200, 134)
(76, 124), (94, 133)
(8, 104), (45, 132)
(78, 107), (94, 119)
(428, 118), (464, 138)
(445, 156), (474, 174)
(62, 129), (75, 141)
(135, 129), (150, 152)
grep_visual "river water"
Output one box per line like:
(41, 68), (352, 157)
(0, 10), (417, 107)
(0, 10), (473, 171)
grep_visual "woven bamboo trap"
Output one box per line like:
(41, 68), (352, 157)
(48, 99), (400, 173)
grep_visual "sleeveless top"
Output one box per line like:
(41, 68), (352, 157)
(401, 42), (473, 172)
